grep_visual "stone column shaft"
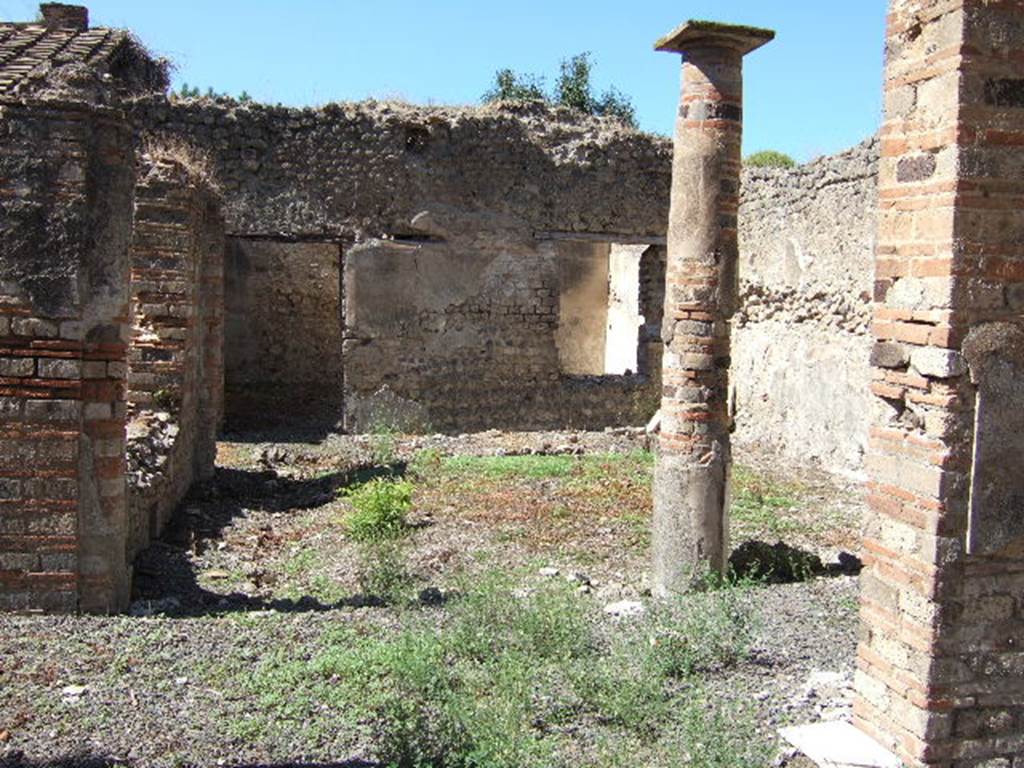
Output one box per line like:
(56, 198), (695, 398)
(651, 21), (772, 595)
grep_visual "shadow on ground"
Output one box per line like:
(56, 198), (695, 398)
(130, 460), (407, 617)
(729, 539), (862, 584)
(0, 755), (376, 768)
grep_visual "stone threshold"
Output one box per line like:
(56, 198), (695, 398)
(780, 721), (902, 768)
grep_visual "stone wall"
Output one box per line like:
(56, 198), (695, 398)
(132, 98), (671, 433)
(131, 99), (670, 241)
(0, 99), (135, 613)
(224, 238), (342, 430)
(342, 212), (665, 433)
(735, 140), (879, 473)
(132, 96), (889, 449)
(126, 155), (224, 560)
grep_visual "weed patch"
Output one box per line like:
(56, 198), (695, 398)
(644, 580), (759, 678)
(224, 569), (770, 768)
(343, 478), (414, 542)
(358, 540), (414, 604)
(730, 465), (806, 539)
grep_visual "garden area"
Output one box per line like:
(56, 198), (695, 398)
(0, 429), (863, 768)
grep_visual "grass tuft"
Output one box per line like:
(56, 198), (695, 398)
(343, 478), (414, 542)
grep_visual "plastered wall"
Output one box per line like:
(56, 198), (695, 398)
(736, 140), (879, 473)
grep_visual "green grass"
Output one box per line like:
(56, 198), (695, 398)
(438, 451), (652, 482)
(277, 547), (349, 603)
(441, 454), (582, 479)
(730, 465), (806, 539)
(219, 568), (772, 768)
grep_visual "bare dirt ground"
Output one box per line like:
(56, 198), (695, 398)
(0, 429), (864, 768)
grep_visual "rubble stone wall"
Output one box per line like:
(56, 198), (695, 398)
(0, 99), (134, 613)
(132, 98), (671, 432)
(131, 99), (670, 241)
(735, 140), (879, 473)
(126, 157), (223, 561)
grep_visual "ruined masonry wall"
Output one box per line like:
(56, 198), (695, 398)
(131, 99), (670, 240)
(0, 100), (134, 613)
(343, 219), (664, 433)
(223, 238), (342, 430)
(126, 158), (224, 560)
(132, 98), (671, 432)
(133, 96), (880, 450)
(736, 140), (879, 473)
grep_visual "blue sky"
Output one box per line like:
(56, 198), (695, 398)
(3, 1), (888, 161)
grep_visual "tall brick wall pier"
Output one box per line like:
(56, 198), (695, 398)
(854, 0), (1024, 764)
(0, 100), (135, 613)
(126, 155), (224, 560)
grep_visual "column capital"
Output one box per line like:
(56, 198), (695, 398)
(654, 20), (774, 56)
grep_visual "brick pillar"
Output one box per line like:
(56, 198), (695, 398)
(855, 1), (1024, 765)
(0, 101), (134, 613)
(126, 157), (224, 558)
(651, 21), (773, 595)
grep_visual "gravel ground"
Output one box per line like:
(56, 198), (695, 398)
(0, 430), (864, 768)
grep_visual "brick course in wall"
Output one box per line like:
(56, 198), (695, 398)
(854, 1), (1024, 765)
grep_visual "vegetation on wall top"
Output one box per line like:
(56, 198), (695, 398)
(483, 52), (637, 128)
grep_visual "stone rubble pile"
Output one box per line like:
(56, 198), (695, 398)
(126, 411), (180, 492)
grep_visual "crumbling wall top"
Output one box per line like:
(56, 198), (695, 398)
(39, 3), (89, 31)
(134, 96), (672, 240)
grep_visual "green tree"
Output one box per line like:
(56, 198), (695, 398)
(482, 52), (637, 128)
(555, 52), (594, 113)
(594, 85), (637, 126)
(745, 150), (796, 168)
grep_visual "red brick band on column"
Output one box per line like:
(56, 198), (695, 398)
(651, 22), (772, 596)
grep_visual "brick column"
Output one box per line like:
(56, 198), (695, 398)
(855, 1), (1024, 765)
(651, 21), (773, 595)
(197, 197), (225, 480)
